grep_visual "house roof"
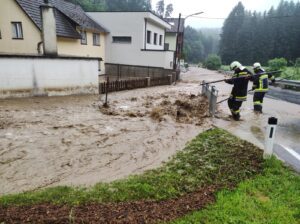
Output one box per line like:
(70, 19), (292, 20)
(164, 18), (185, 33)
(15, 0), (108, 39)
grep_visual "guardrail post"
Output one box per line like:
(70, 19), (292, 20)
(209, 86), (218, 117)
(201, 81), (206, 95)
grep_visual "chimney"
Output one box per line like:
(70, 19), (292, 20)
(40, 0), (57, 56)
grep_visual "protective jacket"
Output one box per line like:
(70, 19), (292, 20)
(252, 68), (274, 92)
(226, 67), (251, 101)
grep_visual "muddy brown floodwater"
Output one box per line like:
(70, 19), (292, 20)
(0, 74), (212, 195)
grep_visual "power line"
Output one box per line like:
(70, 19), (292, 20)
(182, 14), (300, 20)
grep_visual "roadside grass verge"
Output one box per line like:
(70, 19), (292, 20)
(0, 128), (263, 207)
(172, 158), (300, 224)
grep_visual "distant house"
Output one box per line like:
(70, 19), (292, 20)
(164, 18), (185, 69)
(0, 0), (108, 98)
(88, 11), (174, 78)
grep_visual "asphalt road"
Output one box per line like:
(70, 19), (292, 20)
(274, 144), (300, 172)
(267, 86), (300, 105)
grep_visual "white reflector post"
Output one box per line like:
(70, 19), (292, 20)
(264, 117), (278, 158)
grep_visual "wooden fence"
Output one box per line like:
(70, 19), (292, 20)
(150, 76), (170, 86)
(99, 76), (172, 94)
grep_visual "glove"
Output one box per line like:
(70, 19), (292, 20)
(252, 86), (256, 91)
(225, 79), (230, 84)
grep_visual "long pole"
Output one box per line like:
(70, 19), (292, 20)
(104, 76), (109, 107)
(200, 71), (282, 86)
(174, 13), (181, 73)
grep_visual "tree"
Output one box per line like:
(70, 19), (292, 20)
(219, 0), (300, 65)
(156, 0), (165, 17)
(68, 0), (106, 11)
(204, 54), (222, 70)
(219, 2), (245, 64)
(183, 26), (220, 63)
(165, 4), (173, 17)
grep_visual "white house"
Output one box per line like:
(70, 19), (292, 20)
(88, 11), (174, 73)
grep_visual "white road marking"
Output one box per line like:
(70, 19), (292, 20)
(281, 145), (300, 161)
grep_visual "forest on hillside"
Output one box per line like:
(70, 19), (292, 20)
(183, 27), (220, 63)
(220, 0), (300, 65)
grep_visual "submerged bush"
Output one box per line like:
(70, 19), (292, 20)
(204, 54), (222, 70)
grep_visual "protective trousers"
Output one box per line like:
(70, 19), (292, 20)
(228, 97), (243, 120)
(253, 92), (266, 112)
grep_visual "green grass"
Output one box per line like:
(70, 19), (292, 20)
(172, 158), (300, 224)
(0, 128), (263, 207)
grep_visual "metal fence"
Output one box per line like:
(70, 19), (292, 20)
(201, 81), (219, 116)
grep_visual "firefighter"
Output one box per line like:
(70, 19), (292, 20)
(251, 62), (275, 113)
(225, 61), (252, 121)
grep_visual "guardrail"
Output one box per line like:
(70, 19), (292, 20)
(276, 79), (300, 91)
(201, 81), (219, 117)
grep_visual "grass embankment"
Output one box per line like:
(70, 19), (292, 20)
(173, 158), (300, 224)
(0, 128), (263, 207)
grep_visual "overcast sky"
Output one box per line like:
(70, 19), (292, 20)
(152, 0), (283, 28)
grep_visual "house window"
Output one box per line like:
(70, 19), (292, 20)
(164, 43), (169, 51)
(93, 33), (100, 46)
(112, 36), (132, 43)
(154, 33), (157, 45)
(98, 60), (101, 71)
(81, 31), (87, 45)
(147, 30), (151, 44)
(11, 22), (23, 39)
(159, 35), (163, 46)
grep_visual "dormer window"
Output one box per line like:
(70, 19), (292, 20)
(93, 33), (100, 46)
(81, 31), (87, 45)
(11, 22), (23, 39)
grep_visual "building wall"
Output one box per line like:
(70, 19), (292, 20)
(57, 31), (106, 73)
(0, 57), (99, 98)
(165, 33), (177, 51)
(0, 0), (42, 55)
(89, 12), (173, 69)
(145, 21), (165, 50)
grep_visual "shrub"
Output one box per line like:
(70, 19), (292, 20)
(268, 58), (287, 70)
(204, 54), (222, 70)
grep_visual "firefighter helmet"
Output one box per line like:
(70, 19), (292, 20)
(230, 61), (242, 71)
(253, 62), (261, 69)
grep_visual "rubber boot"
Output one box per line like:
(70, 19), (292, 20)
(254, 105), (262, 113)
(232, 113), (240, 121)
